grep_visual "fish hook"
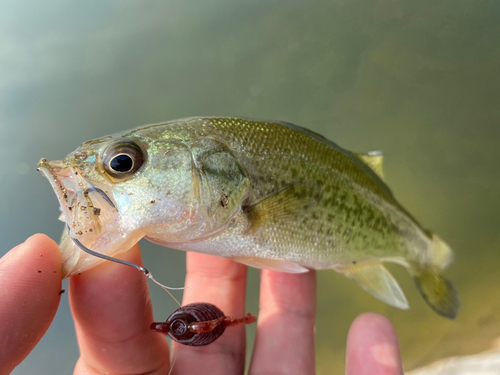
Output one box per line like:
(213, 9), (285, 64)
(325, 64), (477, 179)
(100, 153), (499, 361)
(84, 186), (116, 209)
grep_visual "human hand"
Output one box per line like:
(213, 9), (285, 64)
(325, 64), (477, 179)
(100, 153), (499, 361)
(0, 234), (403, 374)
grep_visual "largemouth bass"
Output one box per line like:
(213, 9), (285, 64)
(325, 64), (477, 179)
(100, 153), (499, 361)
(38, 117), (459, 318)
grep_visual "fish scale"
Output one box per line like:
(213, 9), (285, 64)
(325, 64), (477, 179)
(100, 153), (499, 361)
(201, 118), (404, 259)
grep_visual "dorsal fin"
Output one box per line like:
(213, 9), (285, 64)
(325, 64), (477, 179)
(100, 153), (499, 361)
(355, 150), (385, 180)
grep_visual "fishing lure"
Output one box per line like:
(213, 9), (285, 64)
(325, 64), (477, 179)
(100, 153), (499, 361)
(151, 302), (257, 346)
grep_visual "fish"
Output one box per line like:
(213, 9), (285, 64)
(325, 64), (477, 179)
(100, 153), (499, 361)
(38, 117), (459, 318)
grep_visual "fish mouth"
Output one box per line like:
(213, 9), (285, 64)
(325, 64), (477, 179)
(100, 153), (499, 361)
(38, 158), (141, 276)
(37, 158), (119, 244)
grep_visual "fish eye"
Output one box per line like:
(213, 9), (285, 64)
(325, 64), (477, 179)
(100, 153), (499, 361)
(103, 141), (145, 179)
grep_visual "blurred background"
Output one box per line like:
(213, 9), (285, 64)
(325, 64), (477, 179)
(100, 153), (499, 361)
(1, 0), (499, 373)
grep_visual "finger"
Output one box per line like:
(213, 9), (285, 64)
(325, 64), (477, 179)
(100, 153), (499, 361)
(249, 270), (316, 375)
(170, 252), (248, 375)
(346, 313), (404, 375)
(70, 244), (170, 375)
(0, 234), (62, 375)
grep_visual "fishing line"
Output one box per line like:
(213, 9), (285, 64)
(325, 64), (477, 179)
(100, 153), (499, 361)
(69, 228), (184, 307)
(84, 187), (117, 209)
(168, 345), (180, 375)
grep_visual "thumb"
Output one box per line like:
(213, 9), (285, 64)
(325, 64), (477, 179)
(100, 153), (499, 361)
(0, 234), (62, 375)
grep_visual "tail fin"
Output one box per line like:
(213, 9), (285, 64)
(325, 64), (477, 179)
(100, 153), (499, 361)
(412, 233), (459, 319)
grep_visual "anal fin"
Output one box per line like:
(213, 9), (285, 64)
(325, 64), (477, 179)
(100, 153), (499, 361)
(338, 262), (409, 310)
(232, 256), (309, 273)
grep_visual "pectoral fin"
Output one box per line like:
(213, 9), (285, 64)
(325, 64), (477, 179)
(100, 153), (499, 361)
(339, 262), (409, 310)
(244, 182), (322, 231)
(232, 256), (309, 273)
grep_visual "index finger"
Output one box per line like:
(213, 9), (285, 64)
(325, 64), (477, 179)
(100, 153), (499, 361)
(70, 244), (170, 375)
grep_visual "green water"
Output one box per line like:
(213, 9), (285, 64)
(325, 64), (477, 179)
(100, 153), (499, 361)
(1, 1), (499, 373)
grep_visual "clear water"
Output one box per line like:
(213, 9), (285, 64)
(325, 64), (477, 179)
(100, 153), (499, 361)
(1, 1), (499, 373)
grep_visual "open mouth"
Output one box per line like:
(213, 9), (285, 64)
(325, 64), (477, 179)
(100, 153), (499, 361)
(38, 158), (146, 276)
(37, 158), (118, 243)
(38, 159), (82, 225)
